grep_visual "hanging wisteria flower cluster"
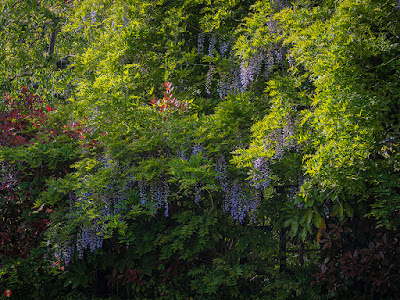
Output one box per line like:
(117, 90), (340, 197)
(250, 157), (271, 190)
(191, 144), (205, 204)
(90, 10), (97, 24)
(197, 32), (289, 99)
(54, 243), (75, 266)
(215, 155), (260, 222)
(265, 113), (300, 161)
(271, 0), (291, 10)
(53, 192), (106, 265)
(223, 182), (260, 223)
(76, 223), (104, 259)
(239, 50), (266, 90)
(137, 179), (170, 217)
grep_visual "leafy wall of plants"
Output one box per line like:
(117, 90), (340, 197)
(1, 0), (400, 299)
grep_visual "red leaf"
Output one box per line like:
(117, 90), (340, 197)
(322, 240), (331, 250)
(46, 104), (53, 112)
(369, 241), (375, 251)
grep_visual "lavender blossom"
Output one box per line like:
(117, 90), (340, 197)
(288, 55), (295, 67)
(224, 183), (257, 223)
(250, 157), (271, 190)
(219, 38), (230, 57)
(198, 33), (205, 55)
(206, 66), (215, 94)
(150, 180), (170, 217)
(240, 51), (265, 90)
(267, 19), (277, 33)
(192, 144), (204, 156)
(208, 34), (217, 57)
(75, 223), (104, 259)
(323, 203), (329, 217)
(123, 16), (130, 27)
(90, 10), (97, 24)
(138, 180), (148, 205)
(194, 184), (201, 204)
(215, 156), (228, 192)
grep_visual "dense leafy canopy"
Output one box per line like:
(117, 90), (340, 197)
(1, 0), (400, 299)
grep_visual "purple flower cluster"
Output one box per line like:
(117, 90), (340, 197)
(263, 53), (275, 79)
(195, 32), (288, 98)
(138, 180), (148, 205)
(53, 222), (104, 264)
(206, 66), (215, 94)
(323, 202), (329, 217)
(90, 10), (97, 24)
(224, 183), (260, 223)
(283, 114), (300, 150)
(266, 114), (300, 161)
(288, 55), (295, 68)
(197, 33), (233, 58)
(215, 156), (228, 192)
(217, 67), (243, 99)
(267, 19), (277, 33)
(208, 34), (217, 58)
(217, 77), (229, 100)
(191, 143), (204, 156)
(275, 48), (284, 63)
(250, 157), (271, 190)
(54, 244), (61, 261)
(215, 156), (261, 222)
(196, 33), (242, 99)
(76, 224), (104, 259)
(219, 38), (230, 57)
(54, 243), (75, 265)
(102, 203), (112, 216)
(240, 51), (266, 90)
(194, 183), (201, 204)
(272, 0), (291, 10)
(123, 16), (130, 27)
(150, 180), (170, 217)
(270, 130), (285, 160)
(289, 185), (297, 202)
(198, 33), (205, 55)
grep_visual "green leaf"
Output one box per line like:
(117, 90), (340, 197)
(284, 218), (293, 227)
(344, 202), (354, 218)
(299, 227), (307, 241)
(305, 207), (313, 225)
(312, 210), (322, 228)
(291, 221), (299, 235)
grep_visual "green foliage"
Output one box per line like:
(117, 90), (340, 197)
(0, 247), (69, 300)
(2, 0), (400, 298)
(0, 0), (75, 101)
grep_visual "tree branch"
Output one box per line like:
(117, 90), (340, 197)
(47, 18), (60, 61)
(9, 71), (34, 83)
